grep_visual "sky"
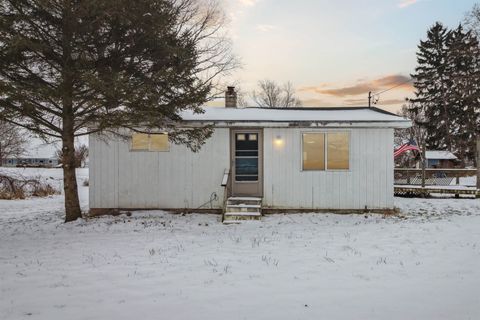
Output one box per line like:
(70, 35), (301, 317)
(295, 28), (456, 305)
(213, 0), (479, 113)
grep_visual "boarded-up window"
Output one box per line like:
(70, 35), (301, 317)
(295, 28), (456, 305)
(131, 133), (149, 150)
(149, 134), (169, 151)
(302, 133), (325, 170)
(131, 133), (169, 152)
(327, 132), (349, 170)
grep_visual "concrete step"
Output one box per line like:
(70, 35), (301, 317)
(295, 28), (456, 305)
(224, 211), (261, 217)
(223, 213), (262, 222)
(226, 204), (261, 209)
(228, 197), (262, 201)
(225, 204), (261, 213)
(227, 197), (262, 206)
(223, 197), (263, 223)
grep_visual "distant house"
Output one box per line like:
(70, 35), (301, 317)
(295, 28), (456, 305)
(89, 87), (411, 218)
(1, 139), (59, 168)
(2, 157), (59, 168)
(424, 150), (458, 168)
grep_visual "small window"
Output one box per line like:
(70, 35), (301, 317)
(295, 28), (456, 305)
(131, 133), (169, 152)
(327, 132), (349, 170)
(236, 134), (246, 141)
(149, 134), (169, 152)
(302, 133), (325, 170)
(131, 133), (149, 150)
(302, 132), (350, 171)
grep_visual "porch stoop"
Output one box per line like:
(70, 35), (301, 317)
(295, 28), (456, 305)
(223, 197), (262, 223)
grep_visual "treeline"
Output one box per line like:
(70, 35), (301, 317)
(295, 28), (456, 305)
(406, 10), (480, 165)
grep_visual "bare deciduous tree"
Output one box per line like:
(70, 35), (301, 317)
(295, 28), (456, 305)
(56, 144), (88, 168)
(394, 102), (428, 167)
(464, 4), (480, 39)
(0, 121), (27, 164)
(252, 80), (302, 108)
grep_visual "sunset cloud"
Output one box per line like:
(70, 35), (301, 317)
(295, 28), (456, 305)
(238, 0), (259, 7)
(300, 74), (413, 98)
(398, 0), (417, 8)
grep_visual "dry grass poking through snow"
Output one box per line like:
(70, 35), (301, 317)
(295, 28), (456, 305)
(0, 171), (59, 199)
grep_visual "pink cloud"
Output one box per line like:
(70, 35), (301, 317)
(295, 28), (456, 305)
(398, 0), (417, 8)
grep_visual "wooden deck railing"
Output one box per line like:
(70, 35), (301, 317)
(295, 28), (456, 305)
(394, 168), (477, 186)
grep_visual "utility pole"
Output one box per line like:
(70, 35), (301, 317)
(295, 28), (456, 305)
(368, 91), (372, 107)
(476, 136), (479, 195)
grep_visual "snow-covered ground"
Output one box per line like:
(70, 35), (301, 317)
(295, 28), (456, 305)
(1, 168), (479, 320)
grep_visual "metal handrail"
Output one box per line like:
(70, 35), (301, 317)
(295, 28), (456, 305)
(221, 169), (231, 222)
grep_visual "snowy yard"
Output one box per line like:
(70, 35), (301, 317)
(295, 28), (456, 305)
(1, 168), (480, 320)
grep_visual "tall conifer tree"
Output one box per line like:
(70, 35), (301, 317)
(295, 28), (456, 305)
(446, 25), (480, 164)
(0, 0), (236, 222)
(410, 22), (453, 152)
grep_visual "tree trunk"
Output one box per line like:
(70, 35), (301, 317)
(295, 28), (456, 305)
(61, 2), (81, 222)
(62, 131), (81, 222)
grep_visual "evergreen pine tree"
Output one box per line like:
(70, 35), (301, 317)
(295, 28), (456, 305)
(445, 25), (480, 165)
(410, 22), (453, 152)
(0, 0), (236, 222)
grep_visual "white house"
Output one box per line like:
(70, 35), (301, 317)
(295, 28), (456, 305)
(89, 88), (411, 219)
(424, 150), (458, 168)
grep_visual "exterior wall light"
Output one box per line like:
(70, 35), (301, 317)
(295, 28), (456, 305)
(274, 135), (284, 149)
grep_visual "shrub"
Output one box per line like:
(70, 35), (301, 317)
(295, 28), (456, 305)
(0, 172), (59, 200)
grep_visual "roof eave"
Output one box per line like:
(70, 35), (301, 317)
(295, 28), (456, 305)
(180, 120), (412, 129)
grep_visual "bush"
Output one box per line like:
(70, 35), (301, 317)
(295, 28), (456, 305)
(0, 173), (59, 200)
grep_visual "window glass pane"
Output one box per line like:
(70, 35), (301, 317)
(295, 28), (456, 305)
(236, 133), (246, 141)
(131, 133), (149, 150)
(236, 150), (258, 157)
(236, 175), (258, 181)
(236, 135), (258, 151)
(249, 133), (257, 141)
(303, 133), (325, 170)
(327, 133), (349, 170)
(150, 134), (169, 151)
(235, 158), (258, 175)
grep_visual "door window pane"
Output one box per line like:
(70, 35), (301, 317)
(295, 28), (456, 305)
(236, 158), (258, 175)
(302, 133), (325, 170)
(235, 132), (259, 182)
(236, 134), (258, 151)
(327, 133), (349, 170)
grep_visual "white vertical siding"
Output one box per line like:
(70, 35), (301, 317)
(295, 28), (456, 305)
(90, 129), (230, 209)
(263, 128), (394, 209)
(90, 126), (395, 210)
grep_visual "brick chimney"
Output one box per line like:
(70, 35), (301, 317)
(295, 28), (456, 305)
(225, 86), (237, 108)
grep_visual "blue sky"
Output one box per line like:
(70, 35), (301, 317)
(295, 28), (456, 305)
(218, 0), (478, 112)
